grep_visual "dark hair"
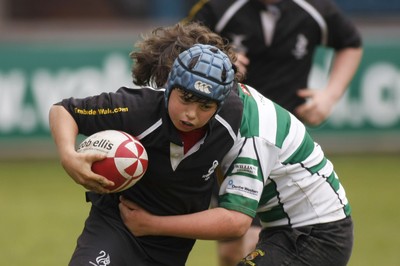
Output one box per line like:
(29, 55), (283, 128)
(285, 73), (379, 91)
(175, 88), (215, 106)
(130, 22), (242, 88)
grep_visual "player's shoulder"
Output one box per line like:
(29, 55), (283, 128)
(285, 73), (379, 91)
(113, 86), (165, 117)
(217, 85), (244, 132)
(238, 83), (301, 148)
(237, 83), (275, 111)
(116, 86), (164, 102)
(116, 86), (164, 96)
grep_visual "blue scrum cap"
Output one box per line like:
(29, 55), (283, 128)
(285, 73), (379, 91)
(165, 44), (235, 112)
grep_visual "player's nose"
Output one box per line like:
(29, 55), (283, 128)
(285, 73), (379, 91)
(184, 104), (198, 120)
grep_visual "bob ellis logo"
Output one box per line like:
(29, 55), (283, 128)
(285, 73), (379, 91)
(78, 138), (114, 151)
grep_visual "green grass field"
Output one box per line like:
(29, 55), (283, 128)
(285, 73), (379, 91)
(1, 154), (399, 265)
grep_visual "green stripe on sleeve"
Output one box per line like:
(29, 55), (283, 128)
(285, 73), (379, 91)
(219, 193), (258, 218)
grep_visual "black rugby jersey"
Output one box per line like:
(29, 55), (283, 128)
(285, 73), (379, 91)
(58, 86), (243, 265)
(188, 0), (362, 112)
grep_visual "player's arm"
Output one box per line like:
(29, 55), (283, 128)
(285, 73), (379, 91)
(48, 105), (112, 193)
(119, 197), (252, 240)
(323, 46), (363, 101)
(295, 46), (363, 126)
(49, 105), (79, 160)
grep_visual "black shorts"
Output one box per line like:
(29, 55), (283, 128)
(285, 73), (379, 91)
(69, 205), (149, 266)
(238, 217), (354, 266)
(69, 193), (194, 266)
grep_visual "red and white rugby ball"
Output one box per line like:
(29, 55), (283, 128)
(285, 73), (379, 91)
(77, 130), (148, 192)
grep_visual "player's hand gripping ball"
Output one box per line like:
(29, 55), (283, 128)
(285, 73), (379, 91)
(77, 130), (148, 192)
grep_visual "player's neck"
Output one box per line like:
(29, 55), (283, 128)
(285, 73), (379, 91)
(178, 127), (207, 154)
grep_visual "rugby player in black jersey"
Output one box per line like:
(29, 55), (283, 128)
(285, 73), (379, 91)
(49, 23), (244, 266)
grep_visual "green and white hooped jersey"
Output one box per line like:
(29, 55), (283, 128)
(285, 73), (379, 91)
(219, 84), (351, 228)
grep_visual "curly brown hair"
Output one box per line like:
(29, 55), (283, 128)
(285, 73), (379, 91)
(130, 22), (241, 88)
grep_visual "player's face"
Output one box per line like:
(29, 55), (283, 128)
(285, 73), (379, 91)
(168, 88), (218, 132)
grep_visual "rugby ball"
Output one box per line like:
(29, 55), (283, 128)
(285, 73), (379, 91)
(77, 130), (148, 192)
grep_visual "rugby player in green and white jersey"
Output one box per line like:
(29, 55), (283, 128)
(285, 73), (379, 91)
(120, 82), (353, 265)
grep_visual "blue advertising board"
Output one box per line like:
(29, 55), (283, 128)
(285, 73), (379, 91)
(0, 37), (399, 153)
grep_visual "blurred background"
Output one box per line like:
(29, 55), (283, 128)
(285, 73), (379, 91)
(0, 0), (399, 156)
(0, 0), (399, 265)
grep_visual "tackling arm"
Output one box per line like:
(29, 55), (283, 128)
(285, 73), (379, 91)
(119, 196), (253, 240)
